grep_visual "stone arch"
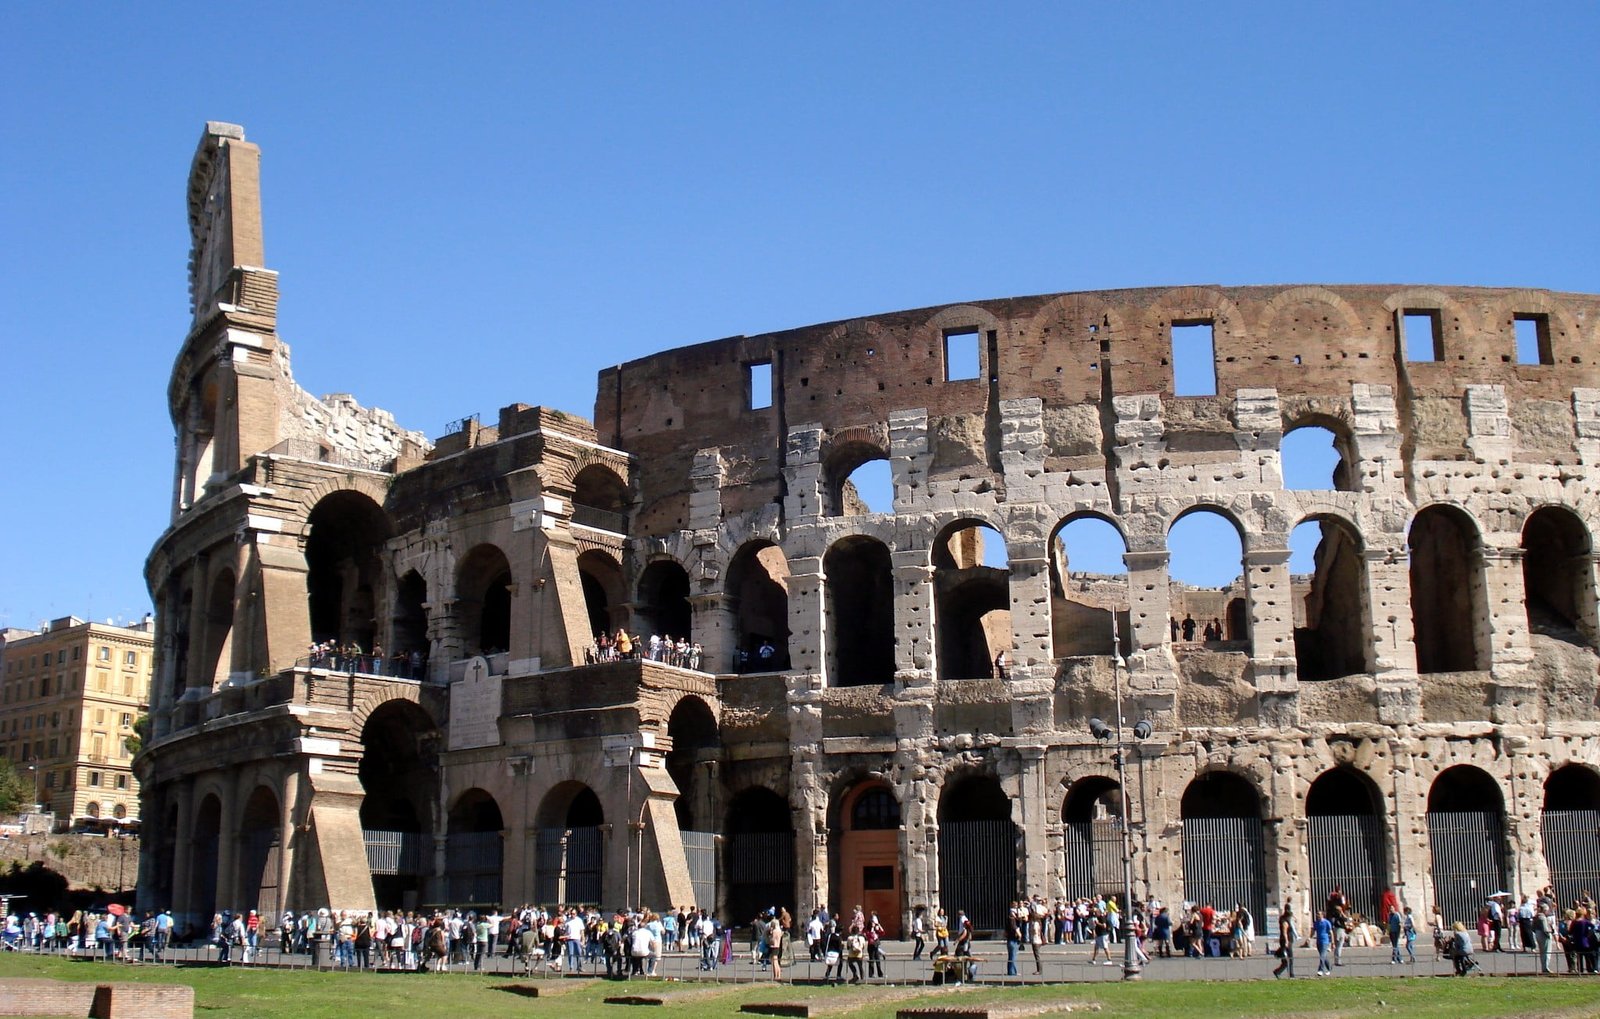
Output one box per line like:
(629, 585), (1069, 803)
(198, 568), (236, 691)
(726, 540), (791, 671)
(1168, 505), (1249, 646)
(1179, 771), (1267, 921)
(190, 792), (223, 923)
(1061, 775), (1123, 900)
(932, 518), (1011, 681)
(1484, 289), (1586, 364)
(1259, 285), (1367, 338)
(635, 557), (692, 642)
(1522, 504), (1596, 647)
(1381, 287), (1475, 362)
(534, 780), (605, 906)
(391, 569), (429, 668)
(360, 697), (437, 909)
(1408, 504), (1489, 673)
(1541, 763), (1600, 906)
(304, 489), (393, 651)
(936, 770), (1018, 930)
(824, 433), (892, 517)
(238, 784), (283, 918)
(666, 696), (719, 832)
(1304, 767), (1387, 919)
(446, 788), (504, 908)
(831, 779), (905, 937)
(1049, 511), (1130, 657)
(456, 543), (513, 655)
(1426, 765), (1508, 926)
(824, 535), (895, 687)
(1292, 513), (1371, 680)
(578, 549), (626, 644)
(724, 786), (795, 925)
(1144, 286), (1248, 394)
(571, 462), (631, 534)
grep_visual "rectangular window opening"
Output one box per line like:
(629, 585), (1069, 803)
(747, 361), (772, 410)
(1402, 310), (1443, 362)
(1515, 314), (1552, 365)
(1171, 321), (1217, 396)
(862, 865), (895, 890)
(944, 329), (980, 381)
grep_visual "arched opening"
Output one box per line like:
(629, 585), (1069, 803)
(190, 794), (222, 924)
(305, 490), (392, 650)
(1523, 506), (1596, 647)
(456, 544), (512, 655)
(724, 787), (794, 926)
(727, 541), (791, 672)
(832, 782), (904, 937)
(1179, 772), (1267, 922)
(239, 786), (282, 919)
(933, 521), (1011, 680)
(1426, 765), (1508, 925)
(1226, 598), (1247, 640)
(635, 559), (692, 644)
(1409, 506), (1489, 673)
(199, 570), (235, 690)
(937, 773), (1017, 931)
(392, 570), (429, 670)
(1051, 515), (1130, 658)
(571, 464), (630, 534)
(578, 550), (626, 648)
(360, 700), (438, 910)
(1541, 764), (1600, 906)
(86, 802), (100, 819)
(666, 697), (719, 832)
(1281, 422), (1355, 492)
(824, 536), (894, 686)
(1168, 508), (1247, 649)
(446, 789), (504, 907)
(1305, 767), (1387, 919)
(826, 443), (892, 517)
(1062, 776), (1123, 900)
(113, 803), (126, 820)
(534, 782), (605, 907)
(1291, 516), (1370, 680)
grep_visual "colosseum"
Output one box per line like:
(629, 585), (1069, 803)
(136, 122), (1600, 938)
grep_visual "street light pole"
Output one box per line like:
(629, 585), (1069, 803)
(1089, 614), (1152, 981)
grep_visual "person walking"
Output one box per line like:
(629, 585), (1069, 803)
(1313, 911), (1334, 975)
(1387, 906), (1404, 964)
(1272, 903), (1297, 979)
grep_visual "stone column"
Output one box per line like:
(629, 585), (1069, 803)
(1363, 546), (1415, 676)
(169, 781), (196, 927)
(182, 554), (210, 693)
(1483, 545), (1533, 672)
(1006, 538), (1052, 672)
(891, 553), (935, 679)
(215, 782), (239, 914)
(1243, 546), (1294, 661)
(1121, 550), (1171, 660)
(787, 556), (824, 679)
(689, 592), (736, 676)
(1387, 740), (1431, 915)
(1015, 747), (1051, 899)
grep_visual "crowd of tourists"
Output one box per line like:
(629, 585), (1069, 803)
(1, 908), (174, 961)
(304, 640), (426, 678)
(586, 630), (703, 670)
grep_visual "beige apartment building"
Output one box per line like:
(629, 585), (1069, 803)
(0, 616), (154, 826)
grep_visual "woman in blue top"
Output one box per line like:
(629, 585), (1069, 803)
(94, 916), (113, 961)
(1313, 912), (1334, 975)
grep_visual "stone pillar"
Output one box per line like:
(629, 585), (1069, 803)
(1387, 740), (1431, 915)
(783, 425), (824, 521)
(168, 781), (196, 927)
(1484, 545), (1533, 671)
(1349, 384), (1405, 498)
(1363, 546), (1415, 676)
(182, 554), (210, 693)
(787, 556), (824, 679)
(790, 695), (826, 912)
(1243, 546), (1295, 661)
(1006, 537), (1052, 671)
(689, 592), (736, 676)
(434, 601), (463, 674)
(888, 410), (930, 512)
(1015, 747), (1051, 899)
(255, 537), (311, 675)
(1121, 550), (1172, 661)
(891, 553), (935, 678)
(214, 783), (239, 914)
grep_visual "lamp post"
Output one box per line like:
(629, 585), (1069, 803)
(1088, 614), (1152, 981)
(26, 762), (41, 812)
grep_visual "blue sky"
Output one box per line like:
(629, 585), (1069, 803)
(2, 3), (1597, 627)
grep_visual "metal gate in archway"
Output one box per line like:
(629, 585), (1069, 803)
(1181, 817), (1267, 921)
(682, 830), (717, 912)
(1307, 814), (1387, 919)
(445, 831), (503, 907)
(939, 819), (1018, 931)
(1427, 810), (1507, 926)
(239, 828), (282, 918)
(1541, 809), (1600, 907)
(1063, 820), (1123, 899)
(726, 831), (794, 924)
(534, 826), (603, 906)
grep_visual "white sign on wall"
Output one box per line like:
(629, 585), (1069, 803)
(449, 656), (503, 750)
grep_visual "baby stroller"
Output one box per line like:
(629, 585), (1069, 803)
(1442, 931), (1482, 976)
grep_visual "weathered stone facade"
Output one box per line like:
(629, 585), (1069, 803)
(138, 123), (1600, 937)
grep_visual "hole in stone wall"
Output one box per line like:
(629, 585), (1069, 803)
(825, 536), (895, 686)
(1050, 515), (1130, 658)
(933, 520), (1011, 680)
(1408, 505), (1487, 672)
(1171, 321), (1217, 396)
(1168, 508), (1246, 646)
(1282, 423), (1353, 491)
(1515, 314), (1553, 365)
(1401, 310), (1443, 362)
(747, 362), (773, 410)
(944, 329), (980, 381)
(1291, 516), (1369, 680)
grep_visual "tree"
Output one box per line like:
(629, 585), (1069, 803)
(0, 758), (30, 816)
(123, 714), (149, 758)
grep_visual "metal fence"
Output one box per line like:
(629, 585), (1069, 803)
(363, 829), (430, 876)
(683, 830), (717, 911)
(1063, 819), (1123, 900)
(534, 826), (604, 906)
(1427, 809), (1507, 926)
(1180, 817), (1267, 922)
(239, 828), (281, 918)
(726, 831), (793, 925)
(445, 831), (503, 907)
(1541, 808), (1600, 907)
(1306, 813), (1388, 919)
(940, 819), (1018, 931)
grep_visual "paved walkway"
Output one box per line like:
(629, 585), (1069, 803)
(31, 938), (1589, 984)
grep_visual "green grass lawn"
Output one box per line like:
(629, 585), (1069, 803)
(2, 953), (1597, 1018)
